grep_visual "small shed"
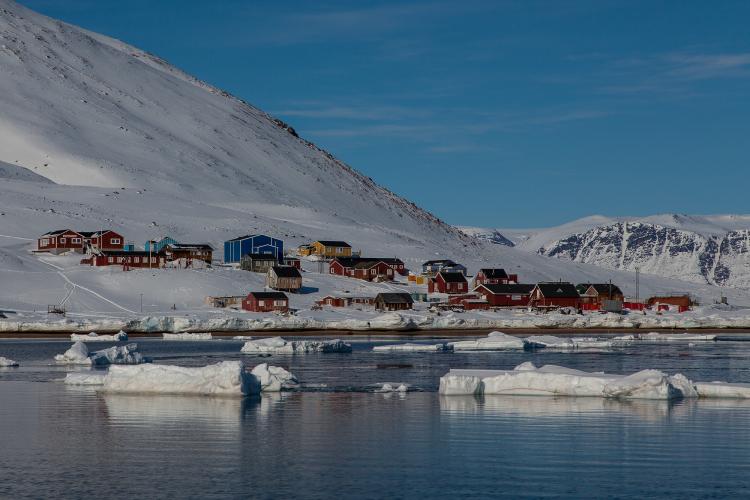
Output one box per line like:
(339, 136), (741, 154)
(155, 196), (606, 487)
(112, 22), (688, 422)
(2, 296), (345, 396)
(266, 265), (303, 292)
(242, 292), (289, 313)
(375, 293), (414, 311)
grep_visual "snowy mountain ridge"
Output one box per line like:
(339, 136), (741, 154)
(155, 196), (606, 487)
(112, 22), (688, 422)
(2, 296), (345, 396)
(465, 214), (750, 289)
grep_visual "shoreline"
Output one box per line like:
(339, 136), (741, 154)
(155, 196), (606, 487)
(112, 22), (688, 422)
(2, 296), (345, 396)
(2, 327), (750, 339)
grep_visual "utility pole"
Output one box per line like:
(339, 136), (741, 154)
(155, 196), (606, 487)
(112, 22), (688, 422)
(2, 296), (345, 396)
(635, 267), (640, 302)
(140, 293), (143, 313)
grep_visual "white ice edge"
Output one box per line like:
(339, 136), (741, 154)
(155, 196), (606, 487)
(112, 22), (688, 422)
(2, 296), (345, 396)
(241, 337), (352, 354)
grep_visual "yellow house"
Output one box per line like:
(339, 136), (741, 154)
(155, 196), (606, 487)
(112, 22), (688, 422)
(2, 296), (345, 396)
(305, 240), (352, 258)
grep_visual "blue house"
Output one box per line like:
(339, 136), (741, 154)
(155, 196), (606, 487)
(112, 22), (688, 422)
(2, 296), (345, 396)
(145, 236), (178, 253)
(224, 234), (283, 264)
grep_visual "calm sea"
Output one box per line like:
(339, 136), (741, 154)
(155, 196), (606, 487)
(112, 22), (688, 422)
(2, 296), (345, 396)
(1, 336), (750, 499)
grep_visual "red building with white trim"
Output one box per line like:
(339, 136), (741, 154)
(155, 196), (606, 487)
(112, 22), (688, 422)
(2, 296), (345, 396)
(329, 257), (396, 281)
(242, 292), (289, 313)
(474, 283), (534, 307)
(428, 271), (468, 294)
(473, 268), (518, 287)
(88, 251), (165, 268)
(37, 229), (85, 254)
(529, 283), (581, 308)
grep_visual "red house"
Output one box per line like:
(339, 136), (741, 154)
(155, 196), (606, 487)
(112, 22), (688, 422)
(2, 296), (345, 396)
(80, 230), (125, 251)
(89, 251), (166, 268)
(429, 271), (468, 294)
(474, 283), (534, 307)
(529, 283), (581, 308)
(473, 268), (518, 287)
(242, 292), (289, 313)
(380, 258), (408, 276)
(37, 229), (85, 254)
(329, 257), (396, 281)
(282, 257), (302, 269)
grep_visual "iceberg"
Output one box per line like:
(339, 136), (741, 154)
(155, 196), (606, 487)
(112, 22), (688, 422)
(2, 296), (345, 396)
(70, 331), (128, 342)
(612, 332), (716, 343)
(64, 372), (106, 386)
(523, 335), (613, 350)
(449, 331), (525, 351)
(240, 337), (352, 354)
(162, 332), (213, 341)
(101, 361), (257, 396)
(0, 356), (19, 367)
(374, 383), (410, 393)
(694, 381), (750, 399)
(251, 363), (298, 392)
(90, 344), (148, 366)
(372, 343), (451, 352)
(439, 363), (698, 400)
(54, 341), (92, 365)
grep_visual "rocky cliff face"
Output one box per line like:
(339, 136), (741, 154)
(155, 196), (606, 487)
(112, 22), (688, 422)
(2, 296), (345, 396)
(539, 222), (750, 288)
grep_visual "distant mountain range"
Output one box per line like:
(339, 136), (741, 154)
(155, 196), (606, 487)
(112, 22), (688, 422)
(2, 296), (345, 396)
(460, 214), (750, 289)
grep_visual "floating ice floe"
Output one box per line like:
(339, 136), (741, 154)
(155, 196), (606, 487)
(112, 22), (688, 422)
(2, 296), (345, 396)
(162, 332), (213, 341)
(449, 331), (526, 351)
(372, 343), (451, 352)
(70, 331), (128, 342)
(101, 361), (256, 396)
(240, 337), (352, 354)
(439, 362), (750, 400)
(64, 372), (106, 386)
(523, 335), (613, 350)
(55, 341), (147, 366)
(251, 363), (298, 392)
(232, 336), (254, 340)
(612, 332), (716, 343)
(0, 356), (19, 367)
(374, 382), (410, 393)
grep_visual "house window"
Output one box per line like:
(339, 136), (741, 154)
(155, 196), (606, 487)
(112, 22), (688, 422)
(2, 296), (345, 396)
(258, 300), (265, 307)
(60, 238), (66, 244)
(72, 238), (81, 244)
(387, 268), (393, 275)
(371, 269), (376, 275)
(337, 247), (343, 253)
(274, 300), (285, 306)
(108, 257), (113, 263)
(134, 257), (140, 263)
(41, 238), (49, 246)
(330, 268), (335, 274)
(111, 238), (121, 245)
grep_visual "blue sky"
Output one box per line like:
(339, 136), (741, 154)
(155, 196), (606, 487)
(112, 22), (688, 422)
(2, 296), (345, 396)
(20, 0), (750, 228)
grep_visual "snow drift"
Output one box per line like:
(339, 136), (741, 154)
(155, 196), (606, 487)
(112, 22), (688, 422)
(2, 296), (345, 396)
(70, 331), (128, 342)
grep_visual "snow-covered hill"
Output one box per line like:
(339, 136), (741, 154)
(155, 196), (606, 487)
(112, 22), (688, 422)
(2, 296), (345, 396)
(1, 0), (749, 328)
(478, 214), (750, 289)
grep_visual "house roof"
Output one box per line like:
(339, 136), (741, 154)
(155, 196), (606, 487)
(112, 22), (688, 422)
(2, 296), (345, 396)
(99, 250), (159, 257)
(477, 283), (535, 295)
(42, 229), (77, 236)
(166, 243), (213, 251)
(376, 292), (414, 304)
(333, 257), (385, 269)
(535, 282), (580, 298)
(478, 268), (509, 279)
(227, 234), (280, 243)
(422, 259), (457, 266)
(271, 265), (302, 278)
(315, 240), (351, 248)
(437, 271), (467, 283)
(78, 230), (118, 238)
(248, 291), (288, 300)
(242, 253), (278, 261)
(589, 283), (623, 295)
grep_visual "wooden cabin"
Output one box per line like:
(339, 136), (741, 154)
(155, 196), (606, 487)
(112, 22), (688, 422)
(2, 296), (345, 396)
(164, 244), (213, 264)
(577, 283), (624, 305)
(329, 257), (395, 281)
(266, 265), (303, 292)
(428, 271), (468, 294)
(375, 292), (414, 311)
(474, 283), (535, 307)
(88, 251), (166, 268)
(529, 282), (581, 308)
(242, 292), (289, 313)
(316, 295), (375, 307)
(240, 253), (278, 273)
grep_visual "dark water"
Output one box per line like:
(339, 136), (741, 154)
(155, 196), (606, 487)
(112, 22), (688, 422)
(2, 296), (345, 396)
(2, 337), (750, 499)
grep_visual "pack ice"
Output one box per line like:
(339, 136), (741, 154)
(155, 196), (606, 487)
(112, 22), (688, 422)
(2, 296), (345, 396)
(70, 331), (128, 342)
(241, 337), (352, 354)
(0, 356), (19, 367)
(372, 343), (451, 352)
(439, 362), (750, 399)
(162, 332), (213, 341)
(612, 332), (716, 343)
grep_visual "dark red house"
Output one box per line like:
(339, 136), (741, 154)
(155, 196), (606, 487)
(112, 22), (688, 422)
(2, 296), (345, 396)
(89, 251), (166, 268)
(329, 257), (396, 281)
(380, 258), (408, 276)
(79, 230), (125, 251)
(282, 256), (302, 269)
(242, 292), (289, 313)
(428, 271), (468, 294)
(37, 229), (85, 254)
(474, 283), (535, 307)
(473, 268), (518, 287)
(529, 282), (581, 308)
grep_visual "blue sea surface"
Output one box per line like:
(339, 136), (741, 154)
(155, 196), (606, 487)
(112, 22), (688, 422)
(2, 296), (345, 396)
(1, 336), (750, 499)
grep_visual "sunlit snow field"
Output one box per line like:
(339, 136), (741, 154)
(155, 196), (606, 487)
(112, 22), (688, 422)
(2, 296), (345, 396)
(2, 336), (750, 498)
